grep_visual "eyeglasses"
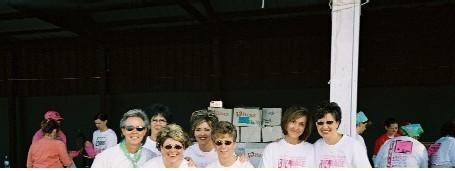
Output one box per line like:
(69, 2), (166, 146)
(163, 144), (183, 150)
(215, 140), (233, 146)
(122, 125), (146, 131)
(316, 120), (336, 126)
(152, 119), (167, 123)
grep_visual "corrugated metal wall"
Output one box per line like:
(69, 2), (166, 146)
(0, 5), (454, 97)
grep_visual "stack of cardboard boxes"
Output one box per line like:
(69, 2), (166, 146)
(208, 106), (283, 167)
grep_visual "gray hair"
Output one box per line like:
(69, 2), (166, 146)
(119, 109), (149, 129)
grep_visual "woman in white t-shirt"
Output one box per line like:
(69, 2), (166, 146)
(91, 109), (155, 168)
(143, 104), (173, 156)
(207, 121), (254, 168)
(374, 123), (428, 168)
(313, 102), (371, 168)
(142, 124), (193, 168)
(92, 112), (118, 155)
(184, 109), (219, 168)
(430, 119), (455, 168)
(260, 106), (315, 168)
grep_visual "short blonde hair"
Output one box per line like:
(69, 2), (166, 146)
(156, 124), (191, 151)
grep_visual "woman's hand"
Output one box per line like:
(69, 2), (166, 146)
(184, 156), (196, 167)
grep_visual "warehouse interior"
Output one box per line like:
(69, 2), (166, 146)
(0, 0), (454, 167)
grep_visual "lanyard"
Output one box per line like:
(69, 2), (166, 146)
(119, 140), (143, 168)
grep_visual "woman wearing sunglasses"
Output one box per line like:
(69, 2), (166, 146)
(143, 104), (173, 157)
(91, 109), (155, 168)
(207, 121), (254, 168)
(313, 102), (371, 168)
(142, 124), (193, 168)
(184, 109), (219, 167)
(260, 106), (315, 168)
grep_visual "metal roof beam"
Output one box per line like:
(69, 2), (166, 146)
(175, 0), (207, 24)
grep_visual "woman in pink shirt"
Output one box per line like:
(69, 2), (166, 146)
(27, 119), (73, 168)
(32, 110), (67, 144)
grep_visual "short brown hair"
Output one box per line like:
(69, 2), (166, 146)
(281, 106), (312, 141)
(211, 121), (237, 142)
(190, 109), (219, 133)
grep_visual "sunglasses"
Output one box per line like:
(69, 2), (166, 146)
(316, 120), (336, 126)
(215, 140), (233, 146)
(122, 125), (146, 131)
(191, 110), (217, 119)
(163, 144), (183, 150)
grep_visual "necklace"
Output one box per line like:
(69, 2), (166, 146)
(119, 140), (142, 168)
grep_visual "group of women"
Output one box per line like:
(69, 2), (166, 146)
(90, 106), (253, 168)
(260, 102), (370, 168)
(26, 102), (455, 168)
(91, 101), (372, 168)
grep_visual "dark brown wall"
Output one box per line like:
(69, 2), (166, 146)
(0, 4), (454, 167)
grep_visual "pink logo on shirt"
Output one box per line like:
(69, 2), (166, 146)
(394, 140), (413, 153)
(427, 143), (441, 157)
(319, 158), (346, 168)
(278, 158), (306, 168)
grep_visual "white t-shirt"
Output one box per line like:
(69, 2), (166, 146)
(374, 136), (428, 168)
(207, 156), (254, 168)
(143, 136), (161, 157)
(142, 156), (191, 168)
(430, 136), (455, 167)
(91, 144), (155, 168)
(92, 129), (118, 154)
(184, 143), (218, 168)
(260, 139), (315, 168)
(314, 135), (371, 168)
(353, 133), (367, 152)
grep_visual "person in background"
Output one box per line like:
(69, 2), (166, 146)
(27, 120), (73, 168)
(208, 121), (254, 168)
(354, 111), (372, 151)
(374, 123), (428, 168)
(92, 112), (117, 155)
(71, 131), (96, 167)
(260, 106), (315, 168)
(372, 117), (400, 160)
(142, 124), (193, 168)
(430, 118), (455, 168)
(91, 109), (155, 168)
(184, 109), (219, 168)
(143, 104), (173, 156)
(32, 110), (67, 144)
(313, 102), (371, 168)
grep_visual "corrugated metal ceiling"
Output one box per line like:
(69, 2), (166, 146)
(0, 0), (449, 41)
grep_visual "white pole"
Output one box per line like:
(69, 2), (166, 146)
(329, 0), (361, 136)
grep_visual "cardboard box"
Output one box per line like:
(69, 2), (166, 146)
(209, 101), (223, 108)
(236, 126), (240, 142)
(240, 126), (261, 142)
(233, 108), (262, 126)
(262, 108), (282, 126)
(262, 126), (283, 142)
(235, 142), (246, 156)
(245, 143), (268, 168)
(208, 107), (233, 123)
